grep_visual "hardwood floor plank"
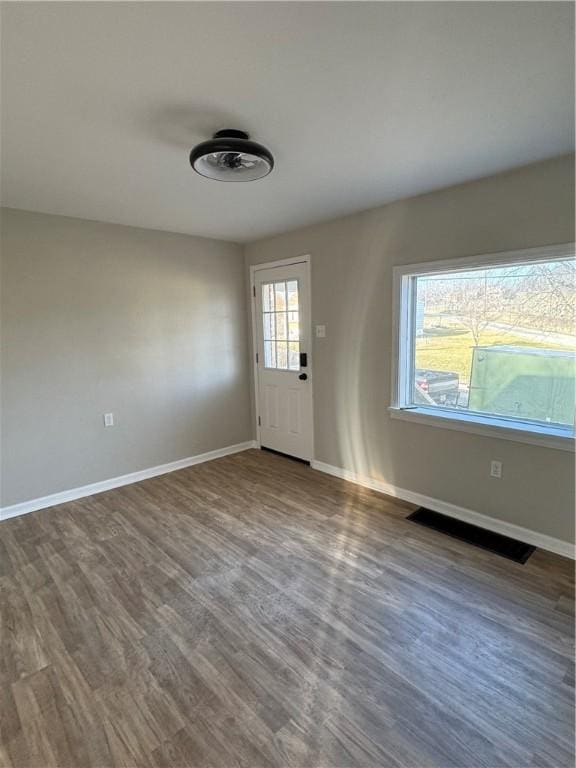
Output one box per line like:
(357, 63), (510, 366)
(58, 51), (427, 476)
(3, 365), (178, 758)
(1, 449), (573, 767)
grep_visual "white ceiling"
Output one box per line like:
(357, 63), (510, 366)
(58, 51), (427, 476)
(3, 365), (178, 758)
(1, 2), (574, 243)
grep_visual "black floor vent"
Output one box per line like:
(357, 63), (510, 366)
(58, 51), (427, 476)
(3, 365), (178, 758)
(407, 508), (535, 564)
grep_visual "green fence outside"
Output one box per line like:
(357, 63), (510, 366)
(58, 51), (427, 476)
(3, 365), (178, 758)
(469, 346), (575, 427)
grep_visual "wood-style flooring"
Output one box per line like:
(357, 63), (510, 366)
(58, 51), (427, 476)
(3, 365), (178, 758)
(1, 449), (574, 768)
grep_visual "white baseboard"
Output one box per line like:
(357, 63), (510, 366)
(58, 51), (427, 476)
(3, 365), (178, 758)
(1, 441), (257, 522)
(311, 460), (575, 560)
(4, 446), (572, 560)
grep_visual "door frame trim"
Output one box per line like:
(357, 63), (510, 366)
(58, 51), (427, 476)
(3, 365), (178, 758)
(249, 254), (314, 460)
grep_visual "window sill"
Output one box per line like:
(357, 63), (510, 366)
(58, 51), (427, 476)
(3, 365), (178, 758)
(388, 406), (575, 452)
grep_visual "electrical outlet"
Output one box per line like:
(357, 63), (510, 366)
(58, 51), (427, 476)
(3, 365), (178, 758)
(103, 413), (114, 427)
(315, 324), (326, 338)
(490, 460), (502, 479)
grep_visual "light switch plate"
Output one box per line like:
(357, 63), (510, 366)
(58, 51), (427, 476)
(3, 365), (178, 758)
(103, 413), (114, 427)
(315, 324), (326, 338)
(490, 460), (502, 478)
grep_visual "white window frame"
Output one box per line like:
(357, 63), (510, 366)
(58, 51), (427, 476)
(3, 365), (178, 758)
(389, 242), (576, 452)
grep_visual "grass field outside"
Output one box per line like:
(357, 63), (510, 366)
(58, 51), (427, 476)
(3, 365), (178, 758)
(415, 321), (575, 386)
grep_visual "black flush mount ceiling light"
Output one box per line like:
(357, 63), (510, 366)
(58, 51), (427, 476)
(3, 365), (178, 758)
(189, 129), (274, 182)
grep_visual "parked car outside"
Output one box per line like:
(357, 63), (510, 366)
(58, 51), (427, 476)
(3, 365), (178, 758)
(414, 368), (460, 407)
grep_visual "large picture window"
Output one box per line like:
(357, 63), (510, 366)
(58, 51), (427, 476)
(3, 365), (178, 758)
(390, 244), (576, 450)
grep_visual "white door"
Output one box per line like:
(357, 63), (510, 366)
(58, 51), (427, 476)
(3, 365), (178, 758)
(253, 260), (313, 461)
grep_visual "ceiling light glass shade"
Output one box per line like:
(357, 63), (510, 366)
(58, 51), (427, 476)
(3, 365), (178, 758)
(190, 129), (274, 182)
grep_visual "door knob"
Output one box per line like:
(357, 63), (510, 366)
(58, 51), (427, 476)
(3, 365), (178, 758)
(298, 373), (308, 381)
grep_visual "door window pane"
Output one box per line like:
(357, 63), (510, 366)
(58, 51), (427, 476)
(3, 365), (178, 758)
(261, 280), (301, 371)
(287, 280), (299, 309)
(288, 342), (300, 369)
(276, 342), (288, 369)
(263, 284), (274, 312)
(275, 312), (287, 340)
(264, 341), (276, 368)
(288, 311), (299, 340)
(275, 282), (286, 312)
(263, 313), (274, 341)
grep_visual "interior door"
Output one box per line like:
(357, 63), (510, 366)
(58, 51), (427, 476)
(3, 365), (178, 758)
(253, 261), (313, 461)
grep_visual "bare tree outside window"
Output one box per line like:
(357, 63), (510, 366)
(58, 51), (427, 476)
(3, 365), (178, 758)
(411, 259), (576, 425)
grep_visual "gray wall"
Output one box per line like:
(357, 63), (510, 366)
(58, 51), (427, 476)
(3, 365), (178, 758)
(1, 209), (252, 507)
(244, 154), (575, 543)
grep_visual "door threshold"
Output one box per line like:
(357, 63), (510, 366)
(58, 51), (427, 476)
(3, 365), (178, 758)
(260, 446), (311, 465)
